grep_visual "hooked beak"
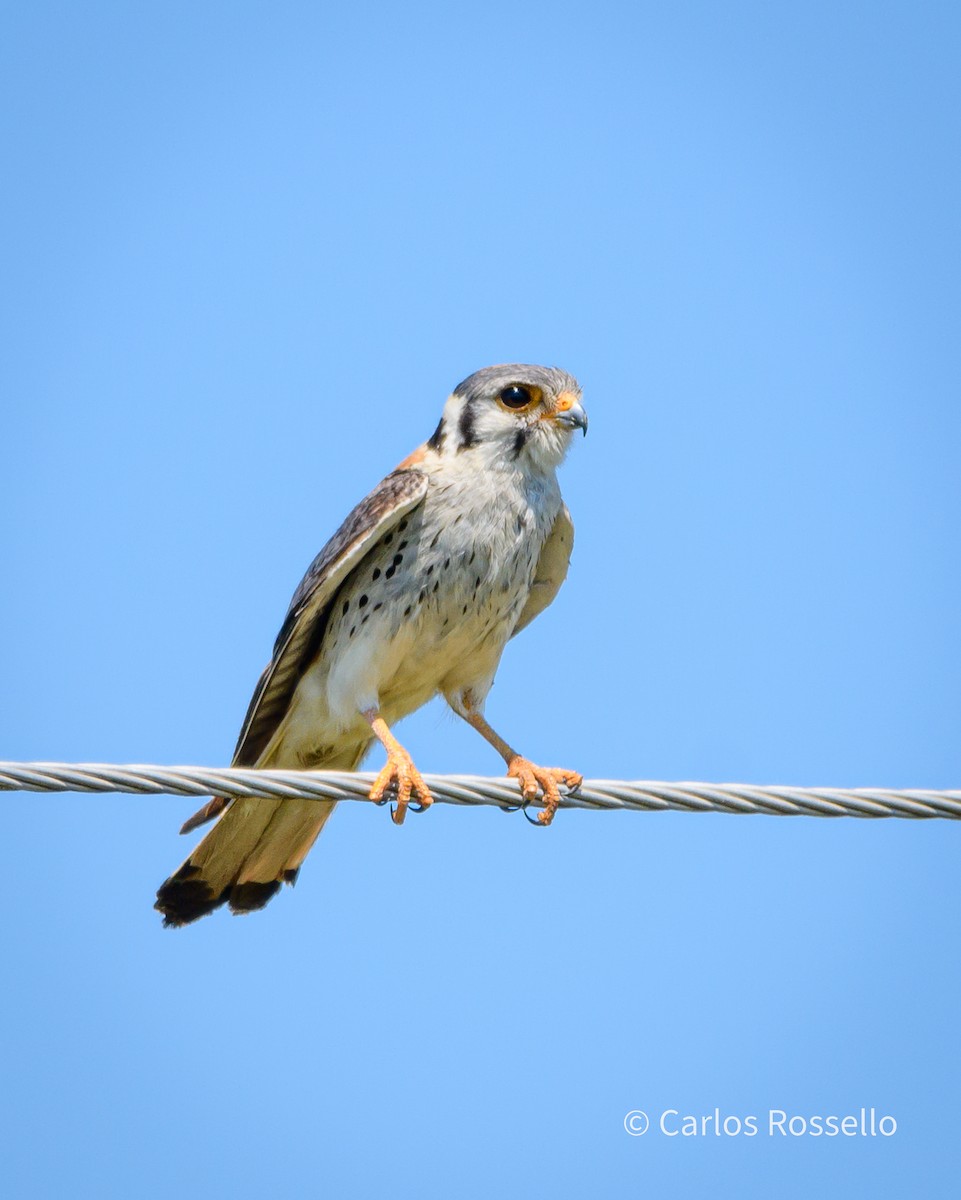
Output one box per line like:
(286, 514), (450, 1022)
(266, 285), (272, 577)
(553, 393), (589, 436)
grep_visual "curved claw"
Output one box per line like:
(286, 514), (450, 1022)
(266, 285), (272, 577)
(507, 757), (583, 828)
(369, 746), (433, 826)
(521, 798), (546, 826)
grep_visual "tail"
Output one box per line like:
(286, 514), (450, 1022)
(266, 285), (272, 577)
(155, 796), (336, 926)
(155, 742), (368, 927)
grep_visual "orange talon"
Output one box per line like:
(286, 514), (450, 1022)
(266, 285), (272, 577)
(507, 757), (582, 826)
(370, 747), (433, 825)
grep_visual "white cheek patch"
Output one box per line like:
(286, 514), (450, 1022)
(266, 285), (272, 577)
(441, 389), (575, 473)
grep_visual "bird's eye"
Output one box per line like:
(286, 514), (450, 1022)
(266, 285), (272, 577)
(498, 384), (534, 410)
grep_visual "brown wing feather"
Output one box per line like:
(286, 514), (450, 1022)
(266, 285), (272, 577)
(511, 504), (574, 637)
(157, 469), (430, 923)
(231, 467), (429, 767)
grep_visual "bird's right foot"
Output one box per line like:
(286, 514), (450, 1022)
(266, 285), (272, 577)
(370, 747), (433, 825)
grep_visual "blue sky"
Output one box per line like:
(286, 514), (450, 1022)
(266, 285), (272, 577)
(2, 2), (959, 1197)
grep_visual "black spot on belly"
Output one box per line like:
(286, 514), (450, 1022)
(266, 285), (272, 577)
(404, 605), (412, 617)
(342, 600), (350, 615)
(359, 594), (369, 608)
(372, 567), (381, 580)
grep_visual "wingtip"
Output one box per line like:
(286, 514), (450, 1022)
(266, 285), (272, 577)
(179, 796), (230, 835)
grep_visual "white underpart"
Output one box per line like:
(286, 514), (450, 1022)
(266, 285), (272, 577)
(278, 422), (567, 763)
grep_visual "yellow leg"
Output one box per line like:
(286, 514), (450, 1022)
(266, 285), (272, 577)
(362, 708), (432, 826)
(460, 703), (582, 826)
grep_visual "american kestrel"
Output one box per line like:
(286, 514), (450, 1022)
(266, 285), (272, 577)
(156, 364), (588, 926)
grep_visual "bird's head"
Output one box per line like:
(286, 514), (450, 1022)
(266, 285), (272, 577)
(429, 364), (587, 473)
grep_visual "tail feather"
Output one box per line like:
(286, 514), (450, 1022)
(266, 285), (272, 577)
(227, 879), (283, 914)
(154, 860), (226, 926)
(234, 801), (333, 890)
(155, 797), (333, 927)
(156, 796), (283, 926)
(155, 741), (368, 927)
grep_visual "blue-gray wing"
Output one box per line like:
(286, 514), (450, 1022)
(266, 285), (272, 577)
(511, 504), (574, 637)
(232, 468), (429, 766)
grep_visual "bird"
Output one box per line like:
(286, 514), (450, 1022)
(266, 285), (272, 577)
(155, 363), (588, 926)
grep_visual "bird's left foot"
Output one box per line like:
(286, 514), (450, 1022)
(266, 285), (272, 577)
(507, 757), (583, 826)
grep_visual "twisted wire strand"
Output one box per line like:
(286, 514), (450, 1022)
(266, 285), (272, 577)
(0, 762), (959, 820)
